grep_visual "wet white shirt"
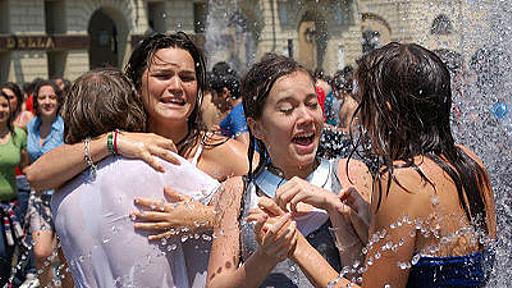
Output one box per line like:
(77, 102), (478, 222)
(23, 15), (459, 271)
(52, 155), (219, 288)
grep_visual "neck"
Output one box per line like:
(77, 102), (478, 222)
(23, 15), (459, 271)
(271, 159), (317, 180)
(148, 119), (189, 147)
(0, 122), (7, 133)
(40, 114), (56, 126)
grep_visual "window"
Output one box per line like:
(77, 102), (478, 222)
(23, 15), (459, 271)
(431, 14), (453, 35)
(0, 0), (9, 33)
(45, 0), (65, 34)
(148, 2), (166, 34)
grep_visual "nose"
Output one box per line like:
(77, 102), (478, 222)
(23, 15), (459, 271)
(296, 106), (315, 127)
(167, 76), (183, 96)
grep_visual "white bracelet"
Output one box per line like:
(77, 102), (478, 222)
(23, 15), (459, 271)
(83, 137), (97, 180)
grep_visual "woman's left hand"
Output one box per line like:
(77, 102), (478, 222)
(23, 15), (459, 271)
(132, 187), (214, 240)
(275, 177), (338, 212)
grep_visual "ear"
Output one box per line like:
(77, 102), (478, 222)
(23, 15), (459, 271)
(247, 117), (264, 141)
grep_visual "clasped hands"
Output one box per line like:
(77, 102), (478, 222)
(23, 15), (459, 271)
(248, 177), (370, 262)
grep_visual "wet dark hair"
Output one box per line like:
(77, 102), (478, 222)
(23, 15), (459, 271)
(355, 42), (490, 234)
(125, 32), (207, 155)
(0, 92), (15, 140)
(331, 66), (355, 100)
(63, 68), (146, 144)
(209, 68), (241, 100)
(242, 53), (314, 178)
(0, 82), (23, 118)
(33, 80), (64, 117)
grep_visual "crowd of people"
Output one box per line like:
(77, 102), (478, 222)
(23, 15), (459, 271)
(0, 32), (496, 288)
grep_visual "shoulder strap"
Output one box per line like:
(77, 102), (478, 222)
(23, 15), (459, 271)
(190, 143), (204, 167)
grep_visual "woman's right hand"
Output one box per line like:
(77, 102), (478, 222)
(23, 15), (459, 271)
(247, 197), (298, 263)
(117, 132), (181, 172)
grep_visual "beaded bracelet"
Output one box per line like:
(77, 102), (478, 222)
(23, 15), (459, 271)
(113, 129), (120, 155)
(107, 131), (116, 155)
(83, 137), (97, 180)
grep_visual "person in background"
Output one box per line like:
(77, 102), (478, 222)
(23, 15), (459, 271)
(331, 66), (359, 133)
(1, 82), (33, 129)
(0, 82), (37, 287)
(0, 91), (29, 287)
(25, 80), (73, 287)
(201, 72), (224, 129)
(210, 61), (250, 145)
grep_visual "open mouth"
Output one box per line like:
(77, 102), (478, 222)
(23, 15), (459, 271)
(160, 97), (186, 106)
(292, 132), (315, 146)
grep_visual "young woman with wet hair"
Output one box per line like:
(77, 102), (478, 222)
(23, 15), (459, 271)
(205, 53), (371, 287)
(264, 43), (496, 288)
(25, 32), (251, 287)
(0, 91), (29, 286)
(52, 68), (220, 287)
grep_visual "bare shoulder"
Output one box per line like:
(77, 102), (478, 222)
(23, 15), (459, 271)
(337, 158), (372, 202)
(456, 144), (487, 169)
(200, 133), (250, 179)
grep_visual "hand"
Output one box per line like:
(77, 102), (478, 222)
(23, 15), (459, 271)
(275, 177), (338, 212)
(117, 132), (181, 172)
(247, 197), (298, 263)
(132, 187), (213, 240)
(338, 186), (371, 243)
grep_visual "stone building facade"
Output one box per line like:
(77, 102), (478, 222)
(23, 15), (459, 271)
(0, 0), (492, 84)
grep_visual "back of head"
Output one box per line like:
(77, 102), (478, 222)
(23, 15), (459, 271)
(356, 42), (453, 159)
(63, 68), (146, 144)
(357, 43), (491, 235)
(331, 66), (355, 99)
(210, 62), (241, 100)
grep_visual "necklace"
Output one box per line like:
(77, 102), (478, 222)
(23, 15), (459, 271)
(254, 158), (330, 198)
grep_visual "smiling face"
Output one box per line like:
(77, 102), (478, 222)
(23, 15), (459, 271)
(250, 71), (323, 176)
(36, 85), (59, 118)
(141, 47), (198, 129)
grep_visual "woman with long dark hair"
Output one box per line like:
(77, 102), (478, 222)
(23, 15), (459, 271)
(0, 91), (29, 286)
(262, 42), (496, 288)
(25, 32), (251, 287)
(206, 53), (371, 287)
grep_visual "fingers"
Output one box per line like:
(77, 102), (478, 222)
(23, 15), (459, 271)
(134, 197), (168, 212)
(148, 232), (174, 241)
(133, 221), (170, 231)
(155, 137), (178, 153)
(258, 197), (285, 217)
(164, 187), (192, 202)
(131, 210), (170, 222)
(149, 146), (181, 166)
(140, 152), (165, 173)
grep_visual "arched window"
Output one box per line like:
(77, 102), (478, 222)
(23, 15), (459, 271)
(431, 14), (453, 35)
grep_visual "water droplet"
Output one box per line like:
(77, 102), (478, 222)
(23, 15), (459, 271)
(411, 254), (421, 265)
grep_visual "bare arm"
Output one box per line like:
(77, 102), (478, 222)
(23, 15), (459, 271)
(25, 132), (180, 191)
(207, 178), (292, 288)
(25, 134), (110, 190)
